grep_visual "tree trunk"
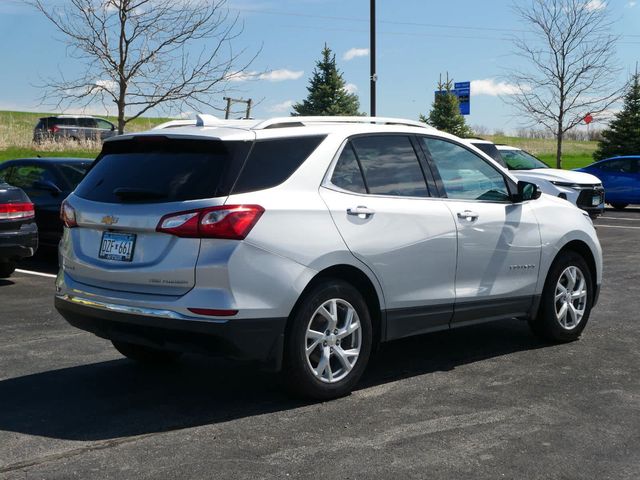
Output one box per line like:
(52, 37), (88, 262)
(555, 124), (563, 169)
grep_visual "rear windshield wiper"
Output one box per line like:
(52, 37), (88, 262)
(113, 187), (168, 201)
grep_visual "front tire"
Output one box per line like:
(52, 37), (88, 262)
(610, 202), (628, 210)
(529, 251), (593, 342)
(0, 262), (16, 278)
(283, 280), (372, 400)
(112, 340), (181, 364)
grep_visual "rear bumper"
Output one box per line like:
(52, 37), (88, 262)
(54, 294), (287, 371)
(0, 224), (38, 261)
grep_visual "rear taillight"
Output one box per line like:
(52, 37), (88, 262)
(49, 125), (60, 133)
(60, 200), (77, 227)
(156, 205), (264, 240)
(0, 202), (35, 220)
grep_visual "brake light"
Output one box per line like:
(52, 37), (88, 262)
(49, 125), (60, 133)
(0, 202), (35, 220)
(156, 205), (264, 239)
(60, 200), (77, 227)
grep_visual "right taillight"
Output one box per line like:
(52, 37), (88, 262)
(156, 205), (264, 240)
(49, 125), (60, 133)
(0, 202), (35, 220)
(60, 200), (77, 228)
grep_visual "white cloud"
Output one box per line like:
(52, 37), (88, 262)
(471, 78), (530, 96)
(585, 0), (606, 11)
(267, 100), (294, 113)
(94, 79), (117, 91)
(627, 0), (636, 7)
(343, 48), (369, 61)
(344, 83), (358, 94)
(229, 69), (304, 82)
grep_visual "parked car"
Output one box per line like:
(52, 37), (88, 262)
(0, 180), (37, 277)
(576, 156), (640, 210)
(33, 115), (117, 143)
(0, 158), (92, 247)
(467, 140), (604, 218)
(54, 115), (602, 399)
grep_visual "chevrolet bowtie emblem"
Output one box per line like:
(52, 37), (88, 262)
(101, 215), (119, 226)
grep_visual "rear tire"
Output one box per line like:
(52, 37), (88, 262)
(0, 262), (16, 278)
(529, 251), (593, 343)
(610, 202), (628, 210)
(283, 279), (372, 400)
(112, 340), (181, 364)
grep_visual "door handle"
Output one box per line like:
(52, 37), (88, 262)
(457, 210), (479, 221)
(347, 206), (375, 218)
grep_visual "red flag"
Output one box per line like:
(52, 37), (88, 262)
(584, 113), (593, 124)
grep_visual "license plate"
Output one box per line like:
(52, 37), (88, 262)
(592, 194), (602, 206)
(99, 232), (136, 262)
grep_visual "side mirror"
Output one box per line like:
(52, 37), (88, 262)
(514, 181), (541, 202)
(33, 179), (62, 195)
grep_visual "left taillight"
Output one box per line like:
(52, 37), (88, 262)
(0, 202), (35, 220)
(156, 205), (264, 240)
(60, 200), (77, 228)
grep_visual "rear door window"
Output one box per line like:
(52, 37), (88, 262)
(350, 135), (429, 197)
(75, 138), (251, 203)
(330, 143), (367, 194)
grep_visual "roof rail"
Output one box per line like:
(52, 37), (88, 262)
(251, 116), (433, 130)
(152, 119), (196, 130)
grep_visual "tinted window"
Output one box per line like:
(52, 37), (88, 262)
(500, 149), (549, 170)
(351, 135), (428, 197)
(7, 165), (56, 189)
(58, 163), (91, 189)
(331, 143), (367, 193)
(76, 138), (251, 203)
(599, 159), (634, 173)
(96, 119), (113, 130)
(422, 138), (510, 202)
(471, 142), (506, 167)
(232, 136), (325, 194)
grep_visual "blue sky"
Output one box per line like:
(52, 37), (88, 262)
(1, 0), (639, 132)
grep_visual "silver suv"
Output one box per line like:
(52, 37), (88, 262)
(34, 115), (117, 143)
(55, 115), (603, 399)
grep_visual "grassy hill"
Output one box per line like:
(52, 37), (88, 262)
(0, 110), (597, 169)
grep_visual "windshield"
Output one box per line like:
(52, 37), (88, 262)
(500, 149), (549, 170)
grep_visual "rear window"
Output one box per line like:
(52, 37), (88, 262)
(75, 138), (251, 203)
(74, 135), (325, 203)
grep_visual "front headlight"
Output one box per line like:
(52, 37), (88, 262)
(550, 181), (581, 188)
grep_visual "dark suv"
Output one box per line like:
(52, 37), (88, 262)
(34, 116), (117, 143)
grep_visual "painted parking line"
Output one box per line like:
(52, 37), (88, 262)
(600, 216), (640, 221)
(596, 224), (640, 230)
(14, 269), (57, 279)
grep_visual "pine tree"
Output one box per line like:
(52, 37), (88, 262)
(292, 44), (361, 116)
(594, 72), (640, 160)
(420, 74), (472, 137)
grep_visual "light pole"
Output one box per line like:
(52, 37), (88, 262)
(370, 0), (376, 117)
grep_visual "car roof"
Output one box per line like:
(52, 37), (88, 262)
(466, 138), (494, 144)
(41, 115), (104, 119)
(598, 155), (640, 160)
(495, 145), (520, 151)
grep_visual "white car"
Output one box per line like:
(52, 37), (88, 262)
(468, 140), (604, 218)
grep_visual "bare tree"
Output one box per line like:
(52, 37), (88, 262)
(507, 0), (621, 168)
(31, 0), (257, 133)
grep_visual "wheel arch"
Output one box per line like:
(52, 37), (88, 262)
(286, 264), (385, 349)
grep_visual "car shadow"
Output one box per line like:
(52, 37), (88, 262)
(0, 319), (546, 442)
(17, 246), (59, 275)
(0, 279), (14, 287)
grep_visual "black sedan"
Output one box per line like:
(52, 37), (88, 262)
(0, 181), (38, 277)
(0, 158), (92, 247)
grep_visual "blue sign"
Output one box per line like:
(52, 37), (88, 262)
(434, 81), (471, 115)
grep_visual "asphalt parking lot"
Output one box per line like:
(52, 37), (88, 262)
(1, 208), (639, 479)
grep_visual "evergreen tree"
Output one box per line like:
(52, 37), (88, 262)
(292, 44), (361, 116)
(420, 74), (472, 137)
(594, 72), (640, 160)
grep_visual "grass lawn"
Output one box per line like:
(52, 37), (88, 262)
(0, 146), (99, 162)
